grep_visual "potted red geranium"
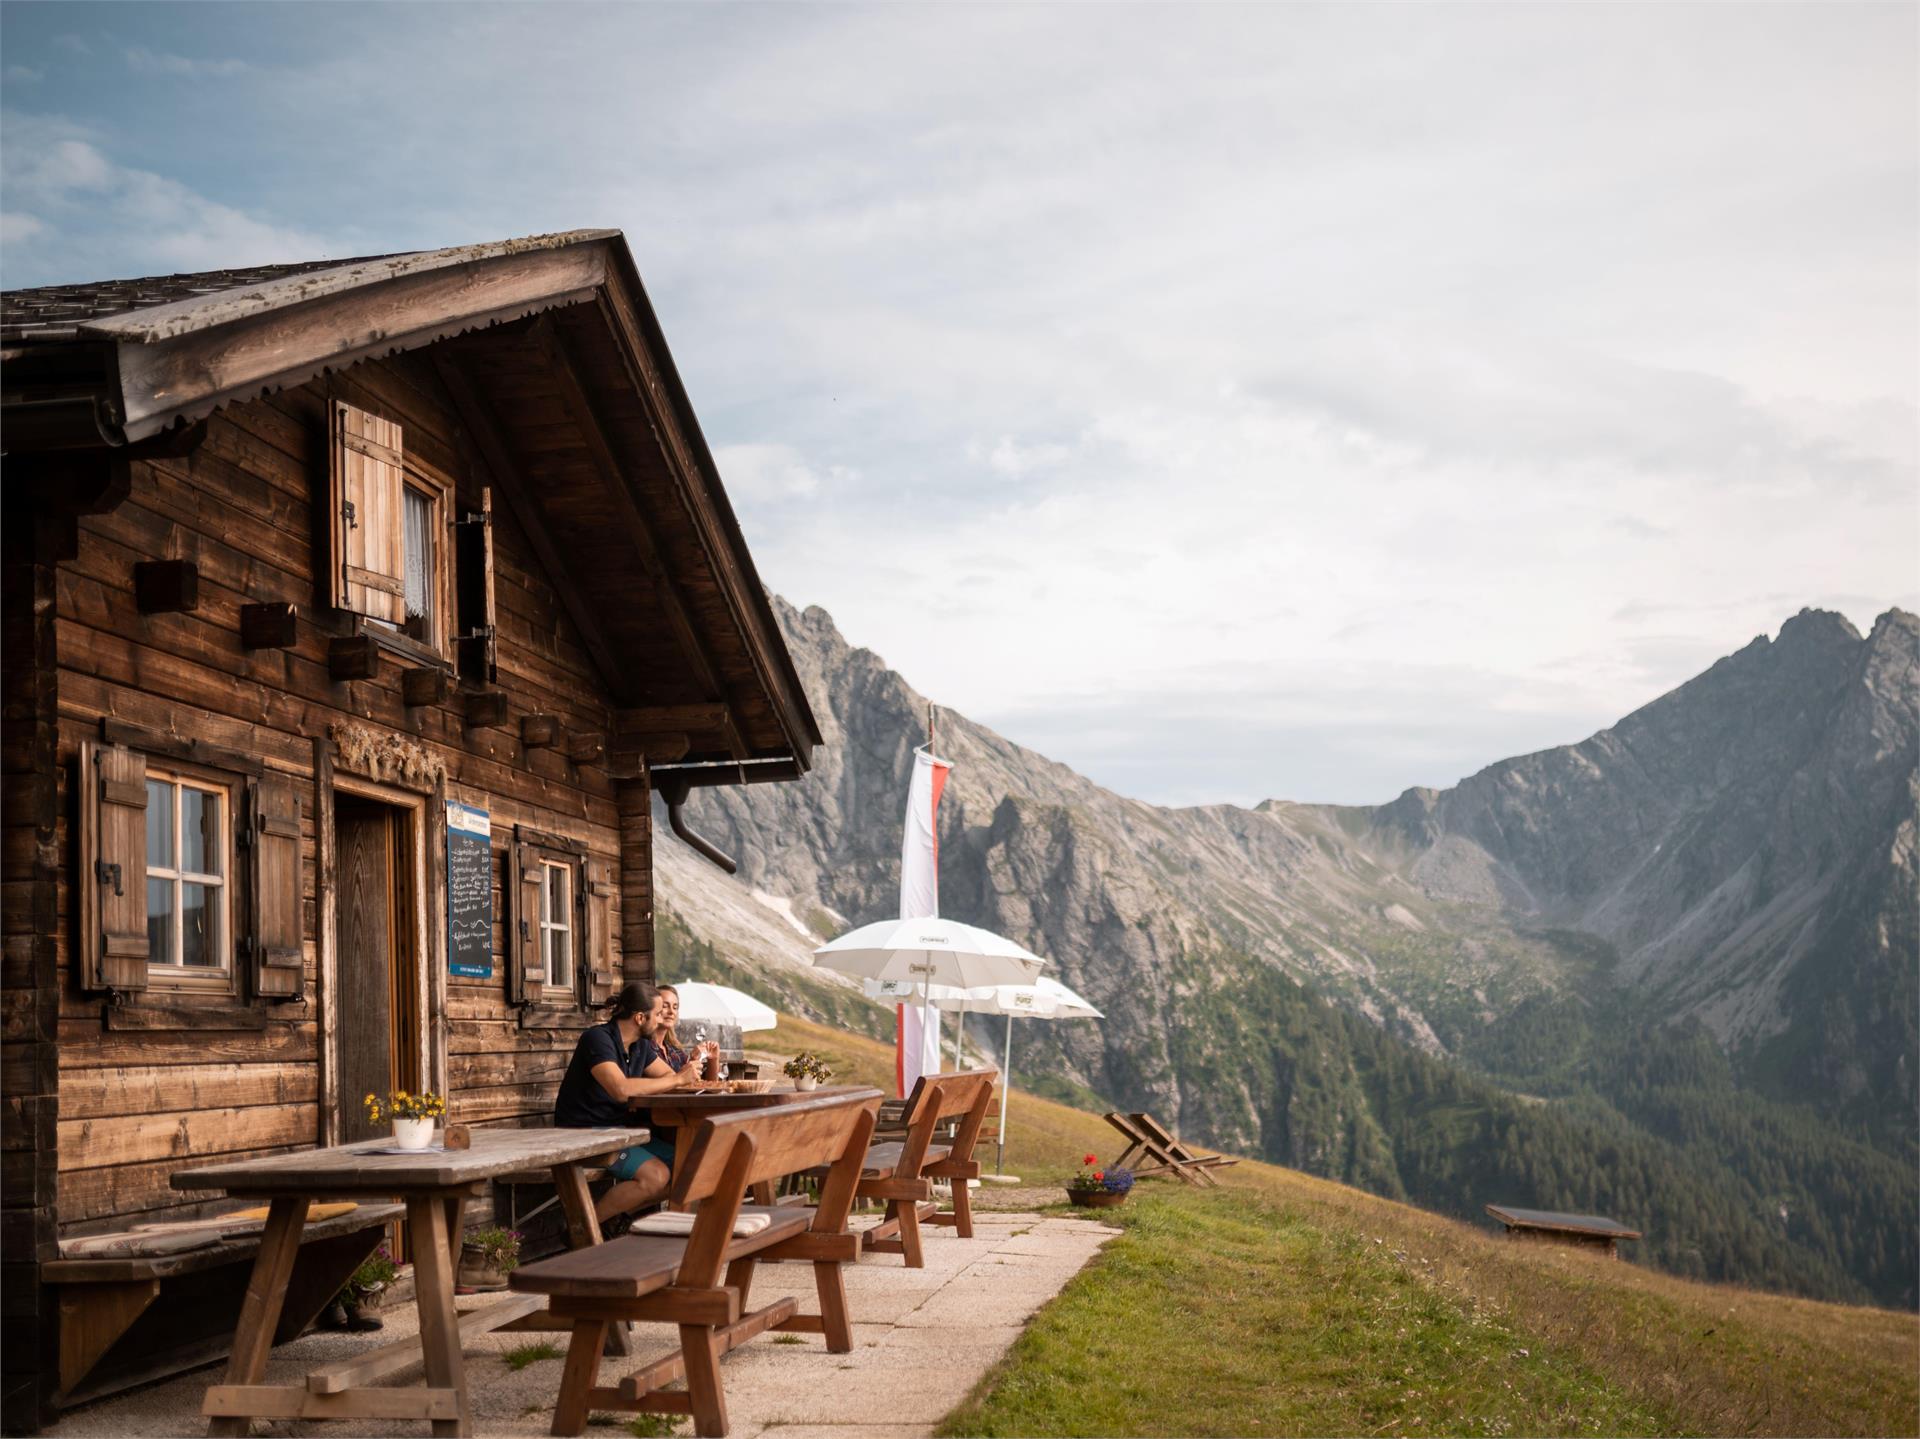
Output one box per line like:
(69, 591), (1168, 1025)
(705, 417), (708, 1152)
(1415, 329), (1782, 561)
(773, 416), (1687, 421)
(1065, 1154), (1133, 1208)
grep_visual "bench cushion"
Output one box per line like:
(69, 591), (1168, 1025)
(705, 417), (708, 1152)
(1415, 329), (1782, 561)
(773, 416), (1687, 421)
(510, 1205), (812, 1300)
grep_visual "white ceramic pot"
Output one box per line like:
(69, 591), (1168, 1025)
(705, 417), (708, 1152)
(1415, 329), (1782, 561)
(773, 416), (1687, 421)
(392, 1117), (435, 1150)
(794, 1075), (818, 1092)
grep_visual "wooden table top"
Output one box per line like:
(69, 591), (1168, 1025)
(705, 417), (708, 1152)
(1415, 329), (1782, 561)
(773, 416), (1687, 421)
(170, 1127), (641, 1195)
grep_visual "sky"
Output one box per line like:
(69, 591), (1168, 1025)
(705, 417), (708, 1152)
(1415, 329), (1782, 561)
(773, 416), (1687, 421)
(3, 2), (1915, 806)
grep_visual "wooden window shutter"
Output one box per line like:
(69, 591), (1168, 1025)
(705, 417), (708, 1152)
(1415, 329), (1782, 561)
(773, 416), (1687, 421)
(78, 741), (149, 993)
(583, 857), (616, 1004)
(328, 401), (406, 622)
(455, 486), (497, 683)
(510, 842), (544, 1005)
(247, 773), (305, 999)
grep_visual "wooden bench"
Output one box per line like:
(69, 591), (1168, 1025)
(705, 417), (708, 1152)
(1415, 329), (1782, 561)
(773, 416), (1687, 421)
(818, 1068), (996, 1268)
(510, 1088), (881, 1437)
(1105, 1111), (1239, 1187)
(42, 1201), (403, 1411)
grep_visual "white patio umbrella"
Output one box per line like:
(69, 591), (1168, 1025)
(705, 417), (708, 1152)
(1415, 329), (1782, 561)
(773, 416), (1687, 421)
(815, 917), (1049, 1098)
(663, 980), (779, 1033)
(813, 916), (1049, 989)
(935, 976), (1102, 1173)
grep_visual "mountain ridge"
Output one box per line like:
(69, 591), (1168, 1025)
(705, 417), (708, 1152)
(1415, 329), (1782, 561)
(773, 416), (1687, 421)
(659, 594), (1917, 1304)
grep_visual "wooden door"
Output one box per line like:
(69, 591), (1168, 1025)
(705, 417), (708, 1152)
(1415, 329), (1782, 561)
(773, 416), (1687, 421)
(335, 798), (421, 1144)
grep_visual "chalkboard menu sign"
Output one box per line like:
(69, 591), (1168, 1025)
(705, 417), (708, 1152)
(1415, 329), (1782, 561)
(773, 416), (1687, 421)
(446, 801), (493, 978)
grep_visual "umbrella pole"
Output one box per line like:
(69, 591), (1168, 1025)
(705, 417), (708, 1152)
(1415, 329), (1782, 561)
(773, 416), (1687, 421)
(954, 1002), (967, 1070)
(997, 1012), (1014, 1175)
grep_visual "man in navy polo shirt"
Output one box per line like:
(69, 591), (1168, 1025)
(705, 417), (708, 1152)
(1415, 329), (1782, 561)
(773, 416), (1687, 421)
(554, 980), (708, 1226)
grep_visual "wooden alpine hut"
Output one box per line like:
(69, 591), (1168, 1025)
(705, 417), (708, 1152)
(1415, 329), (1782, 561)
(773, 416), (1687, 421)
(0, 230), (821, 1431)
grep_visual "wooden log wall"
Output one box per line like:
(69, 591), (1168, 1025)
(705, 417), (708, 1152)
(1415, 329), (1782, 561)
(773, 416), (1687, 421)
(3, 502), (65, 1435)
(46, 352), (655, 1239)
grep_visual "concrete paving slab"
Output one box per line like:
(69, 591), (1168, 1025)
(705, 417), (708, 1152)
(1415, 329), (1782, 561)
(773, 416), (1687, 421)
(51, 1212), (1113, 1439)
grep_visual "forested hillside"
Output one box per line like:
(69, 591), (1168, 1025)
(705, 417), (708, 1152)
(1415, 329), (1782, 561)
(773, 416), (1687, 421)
(662, 597), (1919, 1308)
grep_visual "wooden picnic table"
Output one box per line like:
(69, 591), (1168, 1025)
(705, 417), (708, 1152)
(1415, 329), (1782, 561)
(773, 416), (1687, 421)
(643, 1085), (873, 1206)
(171, 1125), (638, 1437)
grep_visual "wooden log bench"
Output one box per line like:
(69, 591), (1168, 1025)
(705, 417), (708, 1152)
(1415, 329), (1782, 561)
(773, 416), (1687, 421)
(808, 1068), (996, 1267)
(510, 1087), (881, 1437)
(42, 1201), (404, 1412)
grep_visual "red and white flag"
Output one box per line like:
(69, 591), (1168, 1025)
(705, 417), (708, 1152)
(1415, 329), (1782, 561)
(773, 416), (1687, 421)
(896, 745), (951, 1096)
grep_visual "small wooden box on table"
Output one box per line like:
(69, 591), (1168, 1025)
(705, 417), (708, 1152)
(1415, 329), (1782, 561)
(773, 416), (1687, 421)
(171, 1126), (635, 1437)
(511, 1087), (882, 1438)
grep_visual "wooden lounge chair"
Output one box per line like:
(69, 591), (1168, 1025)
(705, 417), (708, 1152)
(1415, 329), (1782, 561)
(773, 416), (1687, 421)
(1104, 1110), (1239, 1187)
(810, 1067), (997, 1267)
(509, 1088), (880, 1438)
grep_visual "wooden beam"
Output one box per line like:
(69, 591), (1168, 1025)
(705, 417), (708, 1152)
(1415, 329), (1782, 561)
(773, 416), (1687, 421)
(133, 560), (199, 614)
(566, 731), (606, 766)
(520, 714), (562, 749)
(428, 349), (631, 698)
(613, 704), (728, 734)
(327, 635), (378, 682)
(594, 284), (817, 765)
(239, 603), (299, 650)
(526, 315), (741, 754)
(463, 690), (509, 732)
(401, 667), (451, 708)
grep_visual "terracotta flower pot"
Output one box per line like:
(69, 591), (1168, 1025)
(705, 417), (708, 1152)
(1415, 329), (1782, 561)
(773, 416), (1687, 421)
(1066, 1187), (1127, 1208)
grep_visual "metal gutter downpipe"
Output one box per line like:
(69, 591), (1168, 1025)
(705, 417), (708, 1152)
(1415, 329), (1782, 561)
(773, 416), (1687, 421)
(654, 774), (738, 875)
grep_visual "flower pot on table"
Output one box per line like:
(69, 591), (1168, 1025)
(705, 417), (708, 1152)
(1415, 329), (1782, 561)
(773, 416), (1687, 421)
(391, 1117), (435, 1150)
(793, 1075), (818, 1092)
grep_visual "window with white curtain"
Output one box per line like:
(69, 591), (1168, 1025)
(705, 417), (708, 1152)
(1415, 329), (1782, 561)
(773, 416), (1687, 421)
(402, 484), (435, 644)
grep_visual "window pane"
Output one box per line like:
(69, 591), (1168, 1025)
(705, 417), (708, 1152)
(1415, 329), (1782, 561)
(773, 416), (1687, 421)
(181, 787), (221, 876)
(147, 780), (173, 869)
(545, 865), (568, 925)
(404, 488), (434, 626)
(541, 926), (557, 985)
(182, 883), (219, 969)
(148, 880), (176, 965)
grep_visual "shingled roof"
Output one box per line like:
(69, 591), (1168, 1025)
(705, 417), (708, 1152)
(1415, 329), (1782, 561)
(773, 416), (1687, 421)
(0, 256), (386, 344)
(3, 229), (823, 775)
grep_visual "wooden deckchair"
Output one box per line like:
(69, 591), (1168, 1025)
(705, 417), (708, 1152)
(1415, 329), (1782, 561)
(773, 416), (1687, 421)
(1104, 1111), (1238, 1187)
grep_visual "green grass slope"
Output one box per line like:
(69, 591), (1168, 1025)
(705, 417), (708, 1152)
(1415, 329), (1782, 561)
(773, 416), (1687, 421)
(761, 1015), (1919, 1438)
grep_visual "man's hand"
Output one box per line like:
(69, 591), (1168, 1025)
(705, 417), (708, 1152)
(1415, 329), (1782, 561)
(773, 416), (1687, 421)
(676, 1063), (709, 1090)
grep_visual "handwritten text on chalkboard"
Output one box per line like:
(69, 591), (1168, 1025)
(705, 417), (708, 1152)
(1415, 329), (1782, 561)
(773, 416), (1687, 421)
(447, 801), (493, 979)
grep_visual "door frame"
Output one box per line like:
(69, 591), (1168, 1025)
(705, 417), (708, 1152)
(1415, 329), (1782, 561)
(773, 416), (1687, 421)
(319, 771), (446, 1145)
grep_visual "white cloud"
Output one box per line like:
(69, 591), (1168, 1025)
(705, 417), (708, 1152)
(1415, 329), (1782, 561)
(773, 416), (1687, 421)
(712, 443), (850, 503)
(0, 114), (333, 284)
(123, 46), (251, 79)
(5, 64), (43, 83)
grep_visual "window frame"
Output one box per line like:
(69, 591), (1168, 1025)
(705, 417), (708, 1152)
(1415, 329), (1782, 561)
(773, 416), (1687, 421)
(537, 858), (577, 999)
(142, 760), (238, 994)
(362, 456), (456, 668)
